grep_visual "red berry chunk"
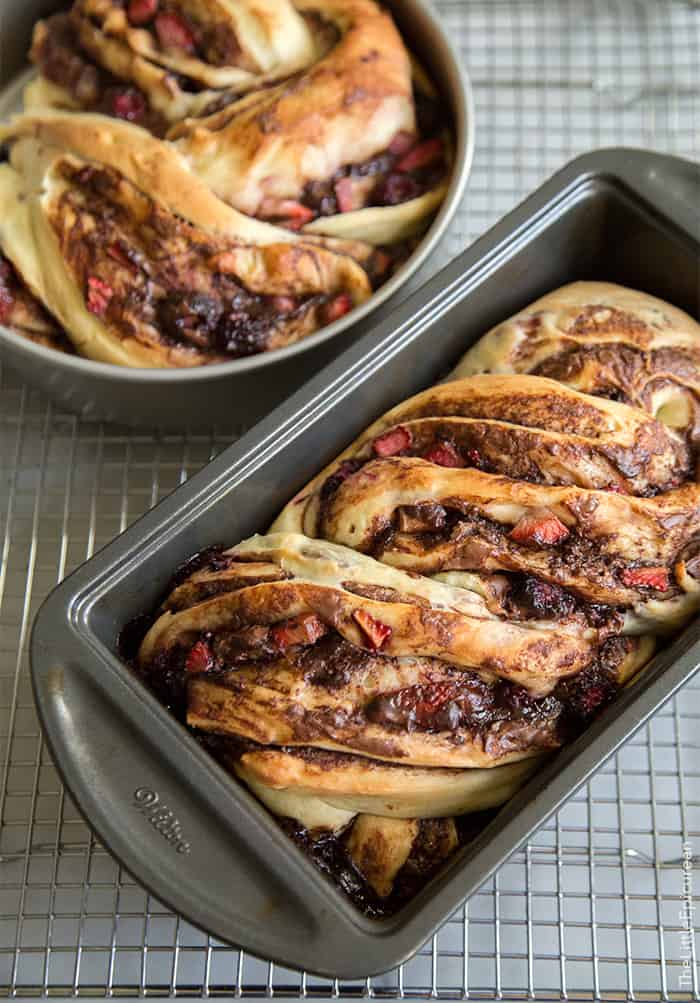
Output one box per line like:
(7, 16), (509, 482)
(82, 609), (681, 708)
(322, 293), (353, 325)
(510, 510), (570, 547)
(388, 130), (417, 156)
(466, 448), (483, 467)
(271, 295), (298, 314)
(270, 614), (327, 651)
(258, 198), (315, 227)
(333, 176), (356, 213)
(107, 242), (136, 269)
(155, 11), (196, 53)
(0, 261), (14, 323)
(373, 425), (412, 457)
(423, 441), (464, 467)
(396, 138), (444, 173)
(0, 258), (13, 320)
(0, 287), (12, 324)
(606, 483), (629, 494)
(86, 276), (113, 316)
(127, 0), (158, 26)
(185, 639), (214, 674)
(353, 609), (393, 650)
(621, 567), (670, 591)
(374, 173), (420, 206)
(110, 87), (147, 122)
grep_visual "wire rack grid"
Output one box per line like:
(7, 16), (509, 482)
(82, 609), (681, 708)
(0, 0), (699, 998)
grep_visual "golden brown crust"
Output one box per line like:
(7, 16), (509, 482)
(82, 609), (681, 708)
(272, 374), (690, 536)
(0, 110), (299, 240)
(320, 460), (700, 603)
(171, 0), (414, 215)
(346, 816), (421, 897)
(452, 282), (700, 442)
(270, 372), (700, 632)
(186, 658), (560, 768)
(140, 533), (598, 695)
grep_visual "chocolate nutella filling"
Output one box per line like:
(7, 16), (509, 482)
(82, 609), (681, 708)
(362, 500), (677, 604)
(32, 14), (168, 133)
(51, 160), (347, 359)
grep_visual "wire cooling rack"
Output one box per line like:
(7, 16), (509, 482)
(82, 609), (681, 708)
(1, 0), (699, 998)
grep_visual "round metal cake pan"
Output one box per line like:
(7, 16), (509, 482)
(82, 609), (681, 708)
(0, 0), (473, 430)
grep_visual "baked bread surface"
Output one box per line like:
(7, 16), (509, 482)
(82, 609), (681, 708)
(132, 280), (700, 906)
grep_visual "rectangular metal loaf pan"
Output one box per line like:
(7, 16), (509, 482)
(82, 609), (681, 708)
(31, 148), (700, 979)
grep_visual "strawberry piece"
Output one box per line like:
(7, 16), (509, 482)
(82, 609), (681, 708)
(127, 0), (158, 25)
(155, 11), (196, 53)
(396, 138), (444, 173)
(353, 609), (393, 650)
(322, 293), (353, 325)
(423, 441), (464, 467)
(466, 448), (483, 467)
(388, 130), (417, 156)
(109, 87), (147, 122)
(509, 510), (570, 547)
(621, 567), (670, 591)
(334, 176), (356, 213)
(258, 198), (315, 225)
(185, 639), (214, 674)
(0, 287), (12, 324)
(271, 295), (298, 314)
(107, 242), (136, 270)
(280, 201), (315, 221)
(373, 425), (412, 457)
(86, 276), (113, 316)
(606, 483), (629, 494)
(0, 261), (14, 323)
(270, 614), (327, 651)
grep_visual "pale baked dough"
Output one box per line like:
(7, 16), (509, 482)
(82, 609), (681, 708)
(233, 748), (543, 820)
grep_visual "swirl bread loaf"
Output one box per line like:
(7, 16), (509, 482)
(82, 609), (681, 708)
(27, 0), (451, 245)
(134, 282), (700, 910)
